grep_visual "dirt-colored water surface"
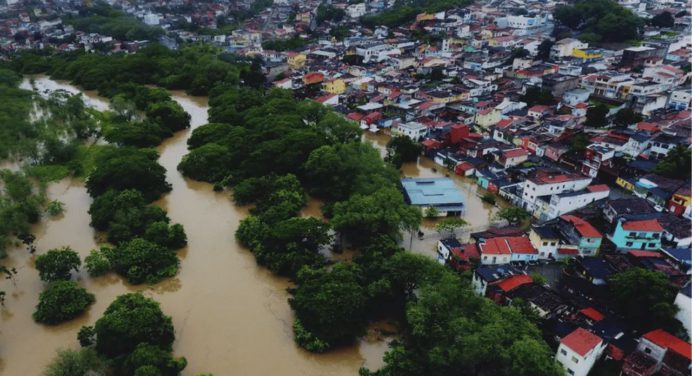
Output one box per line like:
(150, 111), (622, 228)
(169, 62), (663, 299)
(0, 77), (386, 375)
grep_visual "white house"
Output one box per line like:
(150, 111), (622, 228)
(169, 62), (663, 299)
(669, 89), (692, 110)
(478, 236), (537, 265)
(674, 283), (692, 339)
(143, 13), (160, 26)
(346, 3), (366, 18)
(556, 328), (605, 376)
(520, 171), (592, 214)
(551, 38), (588, 59)
(534, 185), (610, 221)
(393, 122), (428, 141)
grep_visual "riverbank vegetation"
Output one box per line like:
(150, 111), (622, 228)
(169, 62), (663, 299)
(176, 56), (561, 374)
(75, 293), (187, 375)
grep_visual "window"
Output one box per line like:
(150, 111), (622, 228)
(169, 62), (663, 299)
(543, 241), (548, 246)
(626, 241), (633, 247)
(629, 232), (636, 237)
(560, 349), (567, 356)
(648, 243), (656, 248)
(567, 369), (574, 375)
(644, 347), (651, 354)
(652, 233), (660, 239)
(571, 356), (579, 364)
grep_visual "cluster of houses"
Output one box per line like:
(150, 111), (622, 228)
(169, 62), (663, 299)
(250, 1), (692, 375)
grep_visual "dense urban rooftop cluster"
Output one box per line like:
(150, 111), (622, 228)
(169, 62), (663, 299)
(1, 0), (691, 375)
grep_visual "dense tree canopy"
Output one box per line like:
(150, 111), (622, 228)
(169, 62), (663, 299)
(0, 171), (44, 258)
(610, 268), (683, 333)
(653, 145), (692, 179)
(35, 247), (82, 282)
(65, 3), (163, 41)
(331, 187), (422, 246)
(92, 293), (176, 357)
(110, 238), (179, 284)
(554, 0), (643, 43)
(86, 147), (171, 201)
(290, 263), (368, 351)
(386, 136), (422, 168)
(520, 87), (555, 107)
(585, 104), (610, 128)
(33, 280), (95, 324)
(45, 348), (107, 376)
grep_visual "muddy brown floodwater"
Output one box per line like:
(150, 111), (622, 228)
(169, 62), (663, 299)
(0, 77), (386, 375)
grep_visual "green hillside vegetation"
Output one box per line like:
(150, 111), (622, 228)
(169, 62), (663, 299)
(554, 0), (644, 43)
(65, 3), (163, 41)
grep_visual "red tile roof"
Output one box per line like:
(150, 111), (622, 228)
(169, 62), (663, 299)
(580, 307), (605, 322)
(637, 122), (659, 133)
(621, 219), (664, 232)
(643, 329), (692, 360)
(480, 236), (536, 255)
(561, 328), (603, 357)
(497, 274), (533, 292)
(558, 248), (579, 255)
(451, 243), (480, 262)
(627, 250), (661, 258)
(503, 148), (529, 158)
(587, 184), (609, 193)
(560, 215), (602, 238)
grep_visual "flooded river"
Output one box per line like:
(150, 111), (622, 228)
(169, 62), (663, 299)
(0, 77), (386, 375)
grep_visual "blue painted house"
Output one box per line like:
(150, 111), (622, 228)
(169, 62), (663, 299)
(610, 218), (664, 251)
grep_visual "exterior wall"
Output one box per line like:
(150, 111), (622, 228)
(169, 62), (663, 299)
(480, 253), (511, 265)
(529, 230), (559, 259)
(521, 177), (592, 213)
(578, 237), (602, 256)
(610, 221), (662, 250)
(287, 54), (306, 70)
(674, 292), (692, 339)
(539, 189), (610, 221)
(510, 252), (539, 262)
(324, 79), (346, 94)
(472, 273), (488, 296)
(556, 342), (604, 376)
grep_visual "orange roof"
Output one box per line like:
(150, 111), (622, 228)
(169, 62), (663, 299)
(558, 248), (579, 255)
(496, 119), (513, 128)
(480, 236), (536, 255)
(621, 219), (664, 232)
(627, 250), (661, 258)
(643, 329), (692, 360)
(637, 122), (659, 132)
(503, 148), (529, 158)
(580, 307), (605, 322)
(587, 184), (609, 193)
(497, 274), (532, 292)
(561, 328), (602, 357)
(560, 215), (602, 238)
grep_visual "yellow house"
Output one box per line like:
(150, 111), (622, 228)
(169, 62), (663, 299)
(616, 176), (635, 191)
(324, 79), (346, 94)
(475, 108), (501, 128)
(529, 227), (560, 259)
(287, 52), (306, 70)
(572, 48), (602, 61)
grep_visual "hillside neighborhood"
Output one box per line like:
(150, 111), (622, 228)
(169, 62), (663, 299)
(1, 0), (691, 375)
